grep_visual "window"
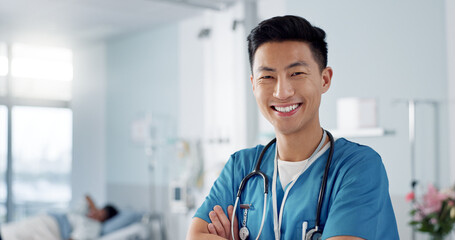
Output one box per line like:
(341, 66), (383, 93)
(12, 107), (72, 219)
(0, 43), (7, 96)
(0, 43), (72, 222)
(11, 43), (72, 100)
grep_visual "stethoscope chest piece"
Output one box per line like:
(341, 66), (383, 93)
(239, 227), (249, 240)
(239, 206), (250, 240)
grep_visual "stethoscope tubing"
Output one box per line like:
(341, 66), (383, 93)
(315, 130), (334, 229)
(231, 138), (276, 240)
(231, 130), (334, 240)
(235, 138), (276, 197)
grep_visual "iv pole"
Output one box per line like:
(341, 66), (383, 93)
(407, 100), (417, 240)
(405, 99), (441, 240)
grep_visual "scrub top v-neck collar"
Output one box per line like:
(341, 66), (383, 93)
(271, 131), (328, 240)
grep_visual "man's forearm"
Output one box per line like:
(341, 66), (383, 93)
(85, 195), (97, 211)
(187, 217), (229, 240)
(187, 233), (228, 240)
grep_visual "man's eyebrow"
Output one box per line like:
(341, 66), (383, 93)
(286, 61), (309, 69)
(256, 61), (309, 72)
(256, 66), (276, 72)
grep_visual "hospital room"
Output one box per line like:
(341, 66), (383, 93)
(0, 0), (454, 239)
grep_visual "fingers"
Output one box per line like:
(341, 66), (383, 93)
(207, 205), (238, 239)
(209, 209), (227, 238)
(207, 222), (217, 235)
(214, 205), (231, 237)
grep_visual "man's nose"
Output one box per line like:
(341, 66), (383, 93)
(273, 77), (294, 99)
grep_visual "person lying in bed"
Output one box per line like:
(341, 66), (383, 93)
(65, 195), (119, 240)
(0, 195), (119, 240)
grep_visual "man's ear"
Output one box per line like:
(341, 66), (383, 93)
(250, 75), (255, 91)
(321, 67), (333, 93)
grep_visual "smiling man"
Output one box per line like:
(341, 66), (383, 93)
(186, 15), (399, 240)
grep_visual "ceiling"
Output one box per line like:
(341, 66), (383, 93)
(0, 0), (237, 46)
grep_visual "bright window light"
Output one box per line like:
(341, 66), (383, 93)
(9, 43), (73, 100)
(0, 43), (7, 77)
(12, 106), (72, 216)
(0, 56), (7, 77)
(11, 44), (73, 81)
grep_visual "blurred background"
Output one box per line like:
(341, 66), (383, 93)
(0, 0), (454, 239)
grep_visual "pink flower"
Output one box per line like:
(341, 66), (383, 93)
(420, 184), (447, 215)
(406, 192), (415, 202)
(408, 183), (455, 235)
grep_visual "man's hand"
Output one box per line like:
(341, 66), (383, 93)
(85, 195), (97, 211)
(207, 205), (239, 240)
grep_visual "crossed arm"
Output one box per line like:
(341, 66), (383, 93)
(186, 205), (238, 240)
(186, 205), (363, 240)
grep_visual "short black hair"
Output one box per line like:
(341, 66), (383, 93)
(103, 204), (119, 221)
(247, 15), (328, 72)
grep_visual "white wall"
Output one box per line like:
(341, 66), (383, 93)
(104, 22), (180, 238)
(175, 14), (207, 240)
(447, 0), (455, 186)
(178, 17), (205, 141)
(72, 42), (107, 205)
(446, 2), (455, 237)
(177, 6), (250, 239)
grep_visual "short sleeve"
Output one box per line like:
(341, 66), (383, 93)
(322, 151), (389, 239)
(193, 154), (237, 223)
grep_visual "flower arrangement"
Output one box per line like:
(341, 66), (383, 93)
(407, 184), (455, 239)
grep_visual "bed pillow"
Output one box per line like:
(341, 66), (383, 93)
(100, 211), (143, 236)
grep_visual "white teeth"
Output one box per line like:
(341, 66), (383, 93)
(275, 104), (299, 113)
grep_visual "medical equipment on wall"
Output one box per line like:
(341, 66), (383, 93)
(169, 139), (204, 213)
(231, 130), (334, 240)
(169, 180), (191, 213)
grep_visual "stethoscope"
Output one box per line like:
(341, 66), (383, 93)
(231, 130), (335, 240)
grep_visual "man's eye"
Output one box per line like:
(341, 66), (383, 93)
(260, 76), (273, 79)
(291, 72), (305, 77)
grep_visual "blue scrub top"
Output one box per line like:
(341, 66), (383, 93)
(194, 138), (399, 239)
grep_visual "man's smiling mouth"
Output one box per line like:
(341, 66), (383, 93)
(272, 103), (301, 113)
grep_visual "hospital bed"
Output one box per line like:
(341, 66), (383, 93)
(0, 210), (167, 240)
(99, 212), (167, 240)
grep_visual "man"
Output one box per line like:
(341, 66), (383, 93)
(187, 15), (399, 240)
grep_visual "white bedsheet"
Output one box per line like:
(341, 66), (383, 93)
(98, 222), (150, 240)
(0, 215), (61, 240)
(0, 215), (152, 240)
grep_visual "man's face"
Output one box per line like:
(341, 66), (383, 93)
(251, 41), (332, 136)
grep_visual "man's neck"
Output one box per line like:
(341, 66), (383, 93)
(276, 124), (326, 162)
